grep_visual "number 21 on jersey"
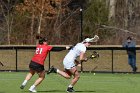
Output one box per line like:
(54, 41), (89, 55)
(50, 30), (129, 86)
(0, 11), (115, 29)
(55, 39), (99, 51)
(36, 48), (43, 54)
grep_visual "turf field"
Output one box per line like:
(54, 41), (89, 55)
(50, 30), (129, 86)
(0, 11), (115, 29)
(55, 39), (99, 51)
(0, 72), (140, 93)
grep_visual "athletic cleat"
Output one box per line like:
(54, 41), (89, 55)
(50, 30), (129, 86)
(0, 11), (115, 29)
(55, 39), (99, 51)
(133, 67), (137, 74)
(29, 88), (37, 93)
(20, 85), (25, 89)
(66, 87), (75, 93)
(29, 85), (37, 93)
(29, 89), (37, 93)
(47, 66), (57, 74)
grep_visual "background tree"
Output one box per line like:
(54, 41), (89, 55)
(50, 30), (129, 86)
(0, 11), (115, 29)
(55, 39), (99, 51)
(0, 0), (140, 45)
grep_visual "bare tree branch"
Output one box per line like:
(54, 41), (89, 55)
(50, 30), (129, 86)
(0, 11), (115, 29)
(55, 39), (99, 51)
(100, 25), (137, 35)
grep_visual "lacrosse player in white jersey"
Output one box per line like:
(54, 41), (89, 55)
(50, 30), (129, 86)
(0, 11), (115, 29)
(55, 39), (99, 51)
(47, 38), (95, 92)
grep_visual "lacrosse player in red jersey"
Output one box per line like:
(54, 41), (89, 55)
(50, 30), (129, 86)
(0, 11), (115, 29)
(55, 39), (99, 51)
(20, 37), (52, 92)
(47, 38), (95, 92)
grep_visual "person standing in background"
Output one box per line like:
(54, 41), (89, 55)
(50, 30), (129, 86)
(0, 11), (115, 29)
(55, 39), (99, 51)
(122, 36), (137, 73)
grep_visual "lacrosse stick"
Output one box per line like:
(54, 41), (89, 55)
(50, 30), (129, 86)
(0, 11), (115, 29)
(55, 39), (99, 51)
(0, 61), (4, 66)
(91, 35), (99, 42)
(75, 51), (99, 66)
(84, 51), (99, 73)
(86, 51), (99, 61)
(68, 35), (99, 50)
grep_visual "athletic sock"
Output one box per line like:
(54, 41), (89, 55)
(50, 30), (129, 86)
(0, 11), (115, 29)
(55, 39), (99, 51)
(30, 85), (36, 90)
(68, 84), (73, 88)
(22, 80), (28, 86)
(56, 69), (60, 73)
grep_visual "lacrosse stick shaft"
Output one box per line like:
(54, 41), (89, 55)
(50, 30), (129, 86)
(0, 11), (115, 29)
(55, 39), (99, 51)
(0, 61), (4, 66)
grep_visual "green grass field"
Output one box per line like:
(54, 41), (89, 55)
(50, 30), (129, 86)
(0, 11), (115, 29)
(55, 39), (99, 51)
(0, 72), (140, 93)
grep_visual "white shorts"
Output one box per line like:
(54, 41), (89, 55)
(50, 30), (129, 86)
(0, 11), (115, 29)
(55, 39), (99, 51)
(63, 58), (75, 69)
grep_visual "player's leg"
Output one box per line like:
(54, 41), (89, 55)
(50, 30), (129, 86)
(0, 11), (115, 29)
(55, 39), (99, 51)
(57, 69), (71, 79)
(47, 66), (71, 79)
(66, 67), (80, 92)
(29, 63), (45, 93)
(29, 70), (45, 92)
(132, 56), (137, 73)
(20, 61), (37, 89)
(20, 69), (35, 89)
(35, 70), (46, 85)
(57, 59), (74, 79)
(69, 67), (80, 86)
(128, 56), (133, 69)
(47, 59), (73, 79)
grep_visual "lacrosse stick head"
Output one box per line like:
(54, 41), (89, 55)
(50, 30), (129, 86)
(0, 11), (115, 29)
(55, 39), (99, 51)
(91, 35), (99, 42)
(90, 51), (99, 59)
(82, 35), (99, 43)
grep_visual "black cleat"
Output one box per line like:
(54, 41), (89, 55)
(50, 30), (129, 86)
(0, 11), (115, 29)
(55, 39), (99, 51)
(20, 85), (25, 89)
(133, 67), (137, 74)
(66, 87), (75, 93)
(47, 66), (57, 74)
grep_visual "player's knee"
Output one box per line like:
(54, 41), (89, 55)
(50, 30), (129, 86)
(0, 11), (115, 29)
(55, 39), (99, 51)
(77, 75), (80, 79)
(43, 75), (45, 78)
(75, 75), (80, 80)
(38, 72), (45, 78)
(40, 75), (45, 80)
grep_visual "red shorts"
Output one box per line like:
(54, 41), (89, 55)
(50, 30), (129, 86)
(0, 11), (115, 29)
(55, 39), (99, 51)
(65, 69), (72, 76)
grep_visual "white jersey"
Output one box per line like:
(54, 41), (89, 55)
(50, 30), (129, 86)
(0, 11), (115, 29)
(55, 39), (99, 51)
(63, 43), (86, 69)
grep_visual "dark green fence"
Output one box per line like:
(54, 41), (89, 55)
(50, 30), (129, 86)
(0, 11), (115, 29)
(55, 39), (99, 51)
(0, 45), (140, 73)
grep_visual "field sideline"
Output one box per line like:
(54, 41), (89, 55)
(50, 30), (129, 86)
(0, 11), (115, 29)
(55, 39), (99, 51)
(0, 72), (140, 93)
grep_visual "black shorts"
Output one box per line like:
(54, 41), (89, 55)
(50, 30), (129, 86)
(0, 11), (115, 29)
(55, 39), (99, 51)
(29, 61), (44, 72)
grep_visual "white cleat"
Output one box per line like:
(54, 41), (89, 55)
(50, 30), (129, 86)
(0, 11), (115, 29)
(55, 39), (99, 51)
(29, 88), (37, 92)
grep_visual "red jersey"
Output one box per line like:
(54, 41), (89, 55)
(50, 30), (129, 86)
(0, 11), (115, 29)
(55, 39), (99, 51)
(31, 44), (52, 65)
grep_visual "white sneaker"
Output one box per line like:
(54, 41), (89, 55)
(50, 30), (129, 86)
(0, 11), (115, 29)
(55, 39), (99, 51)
(29, 88), (37, 92)
(29, 86), (37, 93)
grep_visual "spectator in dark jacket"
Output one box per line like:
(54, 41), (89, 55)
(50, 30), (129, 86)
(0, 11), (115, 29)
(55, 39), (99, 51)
(122, 36), (137, 73)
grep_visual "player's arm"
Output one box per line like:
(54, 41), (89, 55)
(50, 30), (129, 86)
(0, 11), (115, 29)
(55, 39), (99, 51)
(75, 52), (87, 67)
(51, 47), (65, 51)
(75, 60), (81, 67)
(51, 46), (72, 51)
(79, 52), (88, 62)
